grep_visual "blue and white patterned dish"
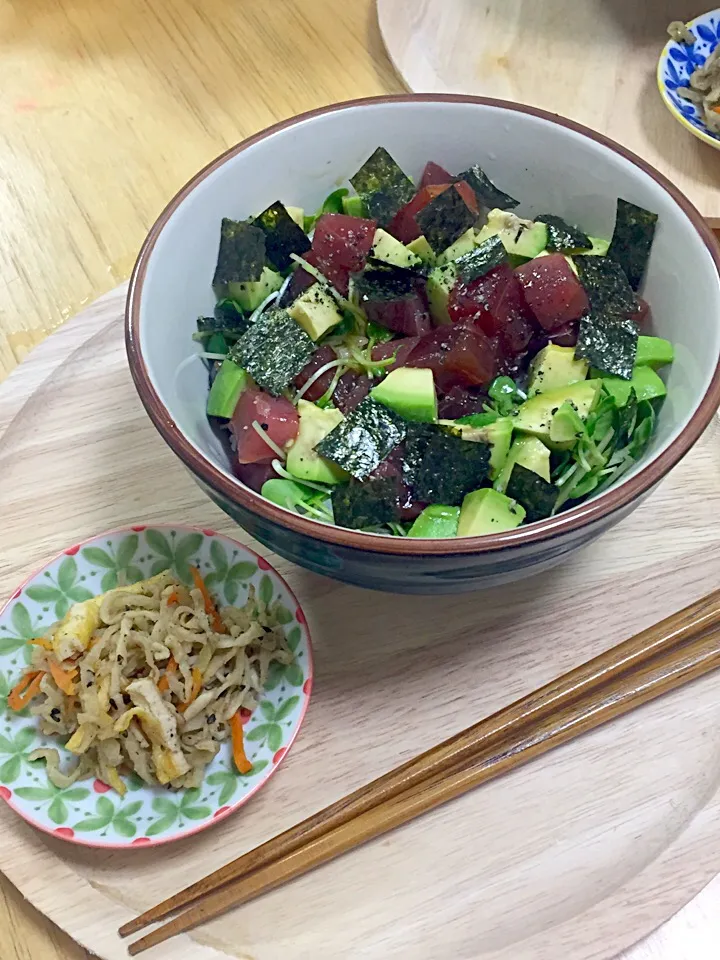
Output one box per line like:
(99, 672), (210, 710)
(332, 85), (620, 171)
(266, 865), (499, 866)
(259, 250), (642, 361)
(658, 10), (720, 149)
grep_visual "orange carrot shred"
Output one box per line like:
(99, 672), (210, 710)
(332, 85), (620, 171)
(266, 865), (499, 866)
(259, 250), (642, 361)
(178, 667), (203, 713)
(28, 638), (53, 651)
(230, 711), (252, 774)
(713, 105), (720, 114)
(49, 661), (78, 696)
(158, 656), (177, 693)
(189, 566), (226, 634)
(166, 591), (180, 606)
(8, 671), (44, 711)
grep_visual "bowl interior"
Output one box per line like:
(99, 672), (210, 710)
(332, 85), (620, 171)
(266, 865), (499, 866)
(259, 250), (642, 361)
(137, 98), (720, 524)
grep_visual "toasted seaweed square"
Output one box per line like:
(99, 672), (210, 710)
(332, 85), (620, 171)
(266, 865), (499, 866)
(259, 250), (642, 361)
(456, 235), (507, 282)
(535, 214), (591, 253)
(416, 186), (477, 253)
(506, 464), (557, 522)
(575, 313), (638, 380)
(455, 164), (519, 210)
(607, 198), (658, 291)
(331, 476), (401, 529)
(254, 201), (311, 271)
(315, 396), (408, 480)
(405, 423), (491, 505)
(230, 308), (314, 396)
(574, 255), (636, 316)
(349, 147), (415, 227)
(212, 219), (266, 287)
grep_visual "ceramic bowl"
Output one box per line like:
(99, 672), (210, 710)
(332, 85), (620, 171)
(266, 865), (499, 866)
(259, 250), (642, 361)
(0, 525), (312, 848)
(658, 9), (720, 150)
(126, 95), (720, 594)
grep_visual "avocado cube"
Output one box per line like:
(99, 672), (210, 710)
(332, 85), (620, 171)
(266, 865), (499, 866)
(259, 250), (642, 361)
(495, 435), (551, 493)
(289, 283), (344, 341)
(457, 488), (526, 536)
(426, 262), (458, 326)
(370, 229), (423, 269)
(408, 505), (460, 538)
(635, 336), (674, 369)
(528, 344), (590, 397)
(286, 400), (349, 485)
(512, 380), (602, 445)
(371, 367), (437, 423)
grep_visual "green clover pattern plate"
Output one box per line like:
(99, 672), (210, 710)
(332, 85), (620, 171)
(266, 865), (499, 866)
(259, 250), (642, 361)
(0, 525), (312, 848)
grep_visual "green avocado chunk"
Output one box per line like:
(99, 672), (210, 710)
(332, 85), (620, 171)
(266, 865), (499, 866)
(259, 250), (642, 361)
(596, 365), (667, 407)
(206, 359), (249, 419)
(371, 368), (437, 423)
(528, 344), (589, 396)
(408, 505), (460, 538)
(286, 401), (349, 485)
(457, 488), (526, 536)
(512, 381), (602, 445)
(495, 435), (551, 493)
(635, 335), (674, 368)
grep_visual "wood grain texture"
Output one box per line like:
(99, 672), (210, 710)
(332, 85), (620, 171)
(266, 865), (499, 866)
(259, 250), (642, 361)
(377, 0), (720, 224)
(3, 288), (720, 959)
(0, 0), (401, 380)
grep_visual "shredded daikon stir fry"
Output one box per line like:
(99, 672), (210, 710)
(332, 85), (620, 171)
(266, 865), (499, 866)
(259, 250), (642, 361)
(668, 22), (720, 133)
(9, 570), (293, 795)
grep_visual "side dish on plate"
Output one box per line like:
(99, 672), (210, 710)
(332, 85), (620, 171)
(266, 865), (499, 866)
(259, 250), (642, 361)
(193, 148), (673, 539)
(667, 18), (720, 133)
(8, 568), (293, 794)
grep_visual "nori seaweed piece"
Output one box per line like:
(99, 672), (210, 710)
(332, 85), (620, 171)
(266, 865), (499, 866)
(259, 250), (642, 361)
(230, 308), (314, 396)
(535, 214), (591, 253)
(331, 476), (401, 529)
(416, 186), (477, 253)
(349, 147), (415, 227)
(574, 255), (636, 316)
(607, 198), (658, 291)
(506, 463), (557, 522)
(254, 201), (311, 271)
(405, 423), (491, 505)
(575, 313), (638, 380)
(456, 235), (508, 282)
(315, 396), (408, 481)
(455, 164), (519, 210)
(354, 263), (419, 302)
(195, 311), (248, 344)
(212, 219), (266, 287)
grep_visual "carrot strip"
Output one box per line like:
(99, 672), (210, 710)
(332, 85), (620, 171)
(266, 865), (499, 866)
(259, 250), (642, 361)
(28, 638), (53, 651)
(178, 667), (203, 713)
(230, 711), (252, 774)
(158, 656), (177, 693)
(189, 566), (226, 634)
(166, 591), (180, 606)
(8, 671), (44, 711)
(49, 660), (78, 696)
(713, 106), (720, 114)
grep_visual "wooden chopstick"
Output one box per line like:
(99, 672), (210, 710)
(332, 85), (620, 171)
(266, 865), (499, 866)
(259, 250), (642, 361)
(120, 587), (720, 940)
(123, 588), (720, 954)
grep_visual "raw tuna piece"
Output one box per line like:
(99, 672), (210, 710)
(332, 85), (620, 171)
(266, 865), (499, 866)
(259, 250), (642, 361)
(387, 184), (450, 243)
(279, 265), (316, 306)
(231, 388), (299, 464)
(515, 254), (590, 330)
(312, 213), (377, 272)
(449, 264), (536, 357)
(528, 321), (579, 357)
(333, 371), (373, 414)
(234, 461), (278, 492)
(420, 161), (453, 188)
(364, 290), (432, 337)
(437, 385), (489, 420)
(303, 249), (349, 296)
(371, 337), (420, 371)
(407, 324), (496, 389)
(294, 346), (338, 402)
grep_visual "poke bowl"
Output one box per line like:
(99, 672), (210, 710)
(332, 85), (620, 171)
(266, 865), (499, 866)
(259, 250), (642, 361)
(126, 95), (720, 594)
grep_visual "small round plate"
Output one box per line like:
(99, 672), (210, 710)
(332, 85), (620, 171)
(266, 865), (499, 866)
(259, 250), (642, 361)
(657, 9), (720, 150)
(0, 524), (312, 849)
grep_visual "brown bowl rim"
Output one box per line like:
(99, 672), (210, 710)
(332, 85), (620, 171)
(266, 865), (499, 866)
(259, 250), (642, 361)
(126, 93), (720, 557)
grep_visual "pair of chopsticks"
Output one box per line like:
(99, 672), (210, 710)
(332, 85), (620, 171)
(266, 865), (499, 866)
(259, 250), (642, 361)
(121, 586), (720, 955)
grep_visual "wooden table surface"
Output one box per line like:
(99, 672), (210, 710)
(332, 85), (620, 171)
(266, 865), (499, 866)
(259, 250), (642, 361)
(0, 1), (718, 958)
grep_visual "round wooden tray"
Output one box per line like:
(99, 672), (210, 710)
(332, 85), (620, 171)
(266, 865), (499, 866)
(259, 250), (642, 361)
(376, 0), (720, 226)
(2, 286), (720, 960)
